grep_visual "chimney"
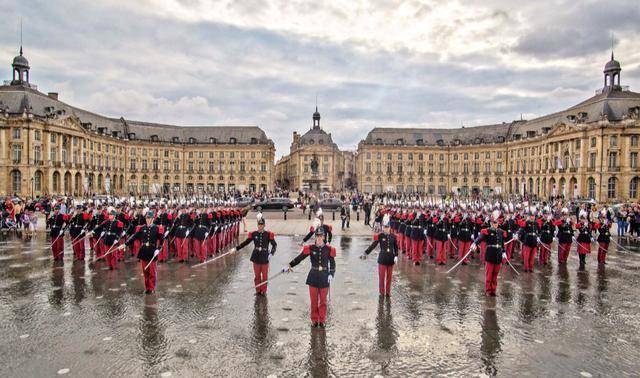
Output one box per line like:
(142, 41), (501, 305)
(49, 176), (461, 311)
(48, 92), (59, 100)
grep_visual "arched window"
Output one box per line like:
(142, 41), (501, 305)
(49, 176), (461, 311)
(11, 170), (21, 193)
(34, 170), (43, 192)
(630, 177), (639, 199)
(587, 177), (596, 199)
(607, 177), (617, 199)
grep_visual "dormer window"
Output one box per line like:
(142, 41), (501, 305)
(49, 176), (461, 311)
(319, 139), (324, 145)
(527, 131), (536, 138)
(128, 132), (136, 140)
(453, 139), (461, 146)
(229, 137), (237, 144)
(436, 139), (444, 146)
(542, 127), (551, 134)
(396, 138), (404, 145)
(375, 138), (383, 145)
(496, 136), (506, 143)
(250, 137), (258, 144)
(172, 136), (180, 143)
(474, 138), (483, 144)
(150, 135), (159, 142)
(578, 112), (588, 119)
(513, 134), (521, 140)
(188, 137), (196, 144)
(209, 137), (216, 144)
(416, 139), (424, 146)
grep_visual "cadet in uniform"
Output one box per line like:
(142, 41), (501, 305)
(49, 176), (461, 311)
(470, 210), (508, 296)
(49, 205), (68, 261)
(123, 211), (165, 294)
(594, 216), (611, 265)
(69, 204), (90, 261)
(361, 214), (398, 297)
(232, 214), (277, 295)
(286, 227), (336, 328)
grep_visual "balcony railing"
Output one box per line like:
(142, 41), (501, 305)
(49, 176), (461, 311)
(609, 166), (620, 172)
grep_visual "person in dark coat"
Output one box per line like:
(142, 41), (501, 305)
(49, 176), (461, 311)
(470, 210), (508, 296)
(361, 214), (398, 297)
(233, 213), (277, 295)
(286, 227), (336, 328)
(122, 211), (165, 294)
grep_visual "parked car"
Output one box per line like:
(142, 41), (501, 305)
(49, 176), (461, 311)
(235, 196), (255, 208)
(319, 198), (343, 210)
(253, 197), (294, 211)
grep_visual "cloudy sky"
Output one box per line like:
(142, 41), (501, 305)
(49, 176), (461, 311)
(1, 0), (639, 157)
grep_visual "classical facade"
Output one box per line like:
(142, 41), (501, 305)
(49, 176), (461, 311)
(0, 48), (275, 197)
(357, 54), (640, 203)
(275, 108), (355, 191)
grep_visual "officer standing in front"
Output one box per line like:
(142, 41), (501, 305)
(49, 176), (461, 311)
(361, 214), (398, 298)
(232, 213), (277, 296)
(285, 227), (336, 329)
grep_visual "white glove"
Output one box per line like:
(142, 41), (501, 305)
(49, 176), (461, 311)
(394, 256), (398, 264)
(86, 231), (94, 237)
(469, 243), (477, 251)
(536, 237), (541, 243)
(513, 234), (519, 240)
(282, 265), (292, 273)
(153, 249), (160, 256)
(328, 275), (333, 284)
(117, 244), (126, 250)
(229, 247), (236, 254)
(59, 230), (65, 236)
(447, 234), (451, 239)
(268, 253), (272, 261)
(502, 252), (507, 260)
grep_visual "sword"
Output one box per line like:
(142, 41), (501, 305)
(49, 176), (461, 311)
(572, 237), (592, 253)
(448, 236), (458, 251)
(248, 270), (287, 291)
(96, 242), (121, 260)
(608, 238), (634, 253)
(191, 248), (237, 268)
(446, 245), (474, 274)
(504, 256), (520, 275)
(144, 249), (161, 270)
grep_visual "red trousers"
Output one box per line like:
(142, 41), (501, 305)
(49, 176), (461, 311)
(158, 240), (168, 262)
(521, 245), (537, 271)
(72, 238), (85, 260)
(539, 243), (551, 265)
(505, 241), (514, 260)
(558, 243), (571, 263)
(378, 264), (393, 295)
(116, 240), (125, 261)
(175, 238), (188, 261)
(309, 286), (329, 323)
(396, 233), (403, 252)
(577, 242), (591, 255)
(51, 237), (65, 261)
(426, 237), (435, 258)
(479, 241), (486, 261)
(194, 239), (207, 263)
(253, 263), (269, 294)
(597, 242), (609, 264)
(96, 241), (105, 259)
(403, 236), (411, 255)
(141, 260), (157, 291)
(411, 240), (424, 262)
(89, 236), (98, 252)
(132, 239), (141, 258)
(458, 240), (472, 263)
(484, 262), (502, 295)
(435, 239), (448, 264)
(449, 238), (457, 257)
(104, 243), (118, 269)
(207, 235), (216, 257)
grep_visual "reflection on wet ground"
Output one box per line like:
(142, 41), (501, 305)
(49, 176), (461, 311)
(1, 233), (639, 377)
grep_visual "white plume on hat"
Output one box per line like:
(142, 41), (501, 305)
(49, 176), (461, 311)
(562, 207), (569, 214)
(491, 209), (501, 222)
(313, 217), (322, 229)
(316, 208), (323, 216)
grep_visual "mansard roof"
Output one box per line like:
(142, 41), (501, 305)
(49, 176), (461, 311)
(0, 84), (273, 146)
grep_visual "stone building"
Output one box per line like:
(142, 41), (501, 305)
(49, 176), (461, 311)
(275, 108), (354, 191)
(0, 47), (275, 197)
(357, 54), (640, 203)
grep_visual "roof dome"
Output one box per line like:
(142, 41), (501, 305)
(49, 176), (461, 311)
(12, 47), (29, 68)
(604, 52), (620, 72)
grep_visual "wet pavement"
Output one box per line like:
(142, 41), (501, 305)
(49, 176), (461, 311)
(1, 233), (640, 377)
